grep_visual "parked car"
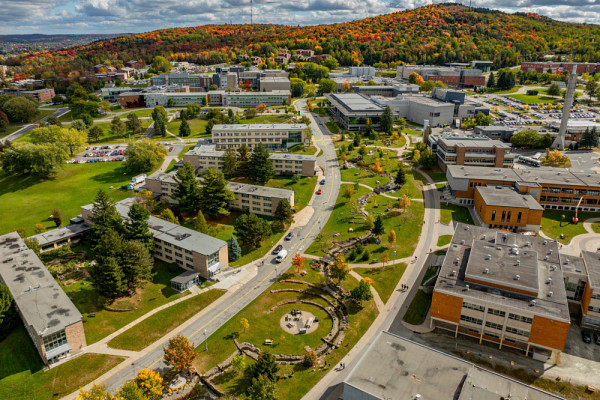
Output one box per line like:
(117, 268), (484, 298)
(285, 232), (294, 241)
(272, 244), (283, 255)
(316, 188), (322, 195)
(582, 330), (592, 344)
(320, 179), (326, 185)
(594, 333), (600, 345)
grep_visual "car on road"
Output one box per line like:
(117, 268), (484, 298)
(594, 333), (600, 345)
(272, 244), (283, 255)
(320, 179), (326, 185)
(316, 188), (322, 195)
(285, 232), (294, 241)
(582, 330), (592, 343)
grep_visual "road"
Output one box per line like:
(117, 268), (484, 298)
(1, 107), (70, 143)
(80, 98), (342, 394)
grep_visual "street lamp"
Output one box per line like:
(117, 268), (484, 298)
(203, 329), (208, 351)
(394, 250), (397, 268)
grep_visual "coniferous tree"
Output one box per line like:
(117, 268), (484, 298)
(250, 143), (275, 185)
(89, 190), (124, 246)
(199, 168), (235, 217)
(395, 167), (406, 186)
(372, 215), (385, 236)
(193, 209), (210, 234)
(121, 240), (154, 291)
(126, 203), (154, 250)
(380, 106), (394, 135)
(222, 148), (239, 179)
(487, 72), (496, 88)
(234, 213), (272, 249)
(228, 235), (242, 262)
(179, 115), (191, 137)
(172, 162), (202, 213)
(274, 198), (294, 225)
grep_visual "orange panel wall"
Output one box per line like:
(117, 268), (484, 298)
(529, 316), (570, 351)
(431, 291), (463, 323)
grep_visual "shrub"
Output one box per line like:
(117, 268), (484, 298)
(361, 250), (370, 262)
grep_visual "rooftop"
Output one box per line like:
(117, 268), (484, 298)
(0, 232), (83, 337)
(326, 93), (384, 113)
(29, 223), (91, 246)
(475, 186), (544, 210)
(344, 331), (561, 400)
(226, 181), (294, 200)
(581, 251), (600, 289)
(212, 124), (307, 131)
(433, 133), (512, 149)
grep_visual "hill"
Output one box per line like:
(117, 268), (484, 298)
(8, 3), (600, 78)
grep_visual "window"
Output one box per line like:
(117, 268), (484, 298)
(506, 211), (511, 222)
(43, 330), (68, 352)
(485, 321), (504, 330)
(491, 210), (496, 221)
(517, 212), (522, 224)
(505, 326), (530, 337)
(207, 251), (220, 267)
(487, 308), (505, 317)
(588, 305), (600, 313)
(501, 210), (506, 222)
(460, 315), (483, 325)
(462, 302), (485, 312)
(508, 313), (533, 324)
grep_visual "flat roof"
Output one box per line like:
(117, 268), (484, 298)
(226, 181), (294, 200)
(269, 153), (316, 161)
(29, 223), (91, 246)
(184, 144), (316, 161)
(212, 124), (307, 131)
(476, 186), (544, 210)
(344, 331), (561, 400)
(0, 232), (83, 337)
(171, 270), (200, 284)
(326, 93), (384, 113)
(259, 77), (290, 82)
(435, 134), (512, 149)
(226, 90), (290, 95)
(581, 251), (600, 289)
(435, 224), (570, 321)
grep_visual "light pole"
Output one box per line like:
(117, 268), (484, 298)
(203, 329), (208, 351)
(394, 250), (397, 268)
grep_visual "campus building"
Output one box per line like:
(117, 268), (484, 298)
(128, 90), (290, 109)
(80, 198), (228, 279)
(101, 86), (133, 102)
(431, 224), (571, 357)
(259, 77), (291, 92)
(325, 93), (385, 131)
(427, 132), (515, 171)
(520, 62), (600, 75)
(474, 125), (517, 142)
(396, 65), (486, 87)
(212, 124), (308, 150)
(446, 165), (600, 213)
(22, 88), (55, 102)
(150, 72), (213, 88)
(238, 70), (288, 90)
(0, 232), (86, 365)
(182, 143), (316, 176)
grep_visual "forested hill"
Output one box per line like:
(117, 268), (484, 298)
(10, 3), (600, 78)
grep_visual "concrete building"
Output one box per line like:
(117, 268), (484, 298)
(520, 61), (600, 75)
(182, 143), (316, 176)
(101, 86), (133, 102)
(427, 132), (515, 171)
(130, 90), (290, 108)
(469, 60), (493, 72)
(222, 90), (290, 107)
(80, 198), (228, 279)
(579, 251), (600, 330)
(259, 77), (291, 92)
(127, 60), (145, 69)
(227, 182), (294, 216)
(474, 125), (517, 142)
(431, 224), (571, 357)
(344, 331), (561, 400)
(325, 93), (385, 131)
(0, 232), (86, 365)
(446, 165), (600, 212)
(351, 83), (419, 97)
(150, 72), (213, 88)
(238, 70), (288, 90)
(397, 65), (485, 88)
(0, 65), (7, 77)
(473, 185), (544, 232)
(212, 124), (307, 150)
(22, 88), (55, 102)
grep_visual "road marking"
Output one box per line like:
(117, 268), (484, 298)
(145, 144), (338, 370)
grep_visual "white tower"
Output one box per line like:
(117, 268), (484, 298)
(551, 67), (578, 150)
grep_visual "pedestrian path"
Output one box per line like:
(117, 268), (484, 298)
(349, 270), (384, 312)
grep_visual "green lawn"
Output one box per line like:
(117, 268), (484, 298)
(307, 184), (424, 261)
(287, 145), (318, 155)
(0, 163), (136, 236)
(540, 210), (597, 244)
(421, 265), (438, 285)
(402, 289), (432, 325)
(63, 260), (190, 344)
(403, 128), (423, 136)
(0, 109), (57, 138)
(486, 85), (522, 94)
(507, 94), (559, 104)
(193, 264), (378, 400)
(437, 235), (452, 247)
(421, 167), (446, 183)
(166, 118), (209, 138)
(0, 325), (124, 400)
(108, 289), (225, 351)
(341, 168), (389, 189)
(325, 120), (340, 134)
(440, 203), (473, 226)
(388, 168), (426, 200)
(354, 263), (407, 303)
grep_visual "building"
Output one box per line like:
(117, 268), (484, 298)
(446, 165), (600, 212)
(295, 49), (314, 62)
(474, 125), (517, 142)
(222, 90), (290, 107)
(227, 182), (294, 216)
(239, 69), (288, 90)
(473, 185), (544, 232)
(344, 331), (561, 400)
(101, 86), (133, 102)
(351, 83), (419, 97)
(22, 88), (55, 102)
(427, 132), (515, 171)
(397, 65), (485, 88)
(212, 124), (308, 150)
(325, 93), (385, 131)
(118, 67), (135, 79)
(520, 62), (600, 75)
(150, 72), (213, 88)
(127, 60), (145, 69)
(0, 65), (7, 77)
(80, 198), (228, 279)
(259, 77), (291, 92)
(469, 60), (494, 72)
(431, 224), (571, 357)
(273, 49), (291, 65)
(29, 220), (91, 253)
(579, 251), (600, 330)
(127, 90), (290, 109)
(182, 143), (316, 176)
(0, 232), (86, 365)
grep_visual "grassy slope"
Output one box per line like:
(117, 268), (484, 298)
(354, 263), (407, 303)
(440, 203), (473, 226)
(402, 289), (432, 325)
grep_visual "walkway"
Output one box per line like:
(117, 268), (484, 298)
(559, 218), (600, 256)
(349, 270), (384, 312)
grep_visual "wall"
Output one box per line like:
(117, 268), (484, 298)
(529, 315), (570, 351)
(65, 321), (87, 352)
(430, 291), (463, 323)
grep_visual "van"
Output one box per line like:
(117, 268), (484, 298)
(275, 250), (288, 263)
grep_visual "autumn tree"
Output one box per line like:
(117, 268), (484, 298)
(52, 208), (63, 227)
(381, 251), (390, 266)
(163, 334), (196, 371)
(77, 384), (116, 400)
(240, 317), (250, 333)
(303, 350), (318, 367)
(134, 368), (163, 399)
(388, 230), (396, 246)
(399, 194), (411, 211)
(344, 184), (355, 200)
(292, 253), (305, 274)
(408, 72), (424, 86)
(330, 253), (349, 282)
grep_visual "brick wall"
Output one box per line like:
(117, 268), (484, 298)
(65, 321), (87, 352)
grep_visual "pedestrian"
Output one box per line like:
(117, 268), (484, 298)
(340, 362), (343, 369)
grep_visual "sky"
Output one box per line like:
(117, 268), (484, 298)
(0, 0), (598, 35)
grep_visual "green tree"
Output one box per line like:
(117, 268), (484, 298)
(547, 83), (561, 97)
(116, 381), (146, 400)
(351, 279), (373, 303)
(88, 125), (103, 142)
(248, 374), (278, 400)
(0, 283), (17, 338)
(151, 105), (168, 122)
(496, 69), (516, 90)
(222, 148), (239, 179)
(81, 113), (93, 127)
(121, 240), (154, 291)
(193, 209), (210, 235)
(3, 96), (38, 122)
(580, 128), (598, 149)
(234, 213), (272, 249)
(395, 167), (406, 186)
(30, 125), (88, 157)
(322, 56), (339, 70)
(89, 255), (126, 298)
(228, 235), (242, 262)
(52, 208), (63, 227)
(179, 115), (191, 137)
(152, 55), (172, 73)
(125, 203), (153, 250)
(251, 352), (279, 381)
(487, 72), (496, 88)
(71, 119), (86, 132)
(250, 142), (275, 185)
(419, 147), (437, 169)
(159, 208), (179, 224)
(124, 140), (167, 174)
(318, 78), (337, 94)
(89, 190), (124, 245)
(172, 162), (202, 213)
(274, 198), (294, 226)
(199, 168), (235, 217)
(585, 78), (598, 100)
(126, 113), (142, 135)
(372, 215), (385, 236)
(154, 113), (167, 137)
(231, 355), (246, 375)
(380, 105), (394, 135)
(419, 80), (435, 92)
(185, 103), (201, 119)
(290, 78), (306, 97)
(110, 116), (125, 137)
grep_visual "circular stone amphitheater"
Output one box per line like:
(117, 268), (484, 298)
(279, 309), (319, 335)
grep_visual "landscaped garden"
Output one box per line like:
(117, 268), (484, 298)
(388, 168), (426, 199)
(541, 210), (597, 244)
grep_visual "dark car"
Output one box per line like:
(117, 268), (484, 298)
(285, 232), (294, 241)
(594, 333), (600, 345)
(582, 330), (592, 344)
(320, 179), (326, 185)
(272, 244), (283, 255)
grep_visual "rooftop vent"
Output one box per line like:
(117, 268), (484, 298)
(557, 172), (561, 175)
(588, 174), (592, 177)
(514, 274), (520, 281)
(548, 291), (553, 297)
(465, 284), (470, 291)
(543, 240), (547, 245)
(485, 254), (491, 260)
(455, 258), (461, 265)
(450, 270), (457, 277)
(546, 278), (552, 284)
(530, 300), (537, 306)
(515, 260), (520, 266)
(550, 265), (556, 271)
(482, 234), (486, 240)
(461, 240), (465, 245)
(544, 256), (549, 261)
(548, 249), (553, 255)
(483, 268), (489, 274)
(564, 259), (569, 265)
(466, 226), (470, 231)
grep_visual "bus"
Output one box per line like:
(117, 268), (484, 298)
(517, 155), (541, 167)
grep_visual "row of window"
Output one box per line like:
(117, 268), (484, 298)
(214, 132), (291, 137)
(490, 210), (522, 224)
(462, 303), (533, 324)
(541, 196), (599, 205)
(43, 330), (68, 352)
(542, 187), (598, 196)
(215, 138), (283, 143)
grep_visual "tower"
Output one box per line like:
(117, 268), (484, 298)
(552, 67), (577, 150)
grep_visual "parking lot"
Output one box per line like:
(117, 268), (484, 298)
(69, 142), (180, 165)
(563, 323), (600, 361)
(512, 149), (600, 172)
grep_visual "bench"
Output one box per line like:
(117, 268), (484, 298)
(264, 339), (273, 345)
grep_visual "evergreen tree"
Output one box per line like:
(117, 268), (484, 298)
(395, 167), (406, 186)
(228, 235), (242, 262)
(0, 283), (17, 338)
(222, 148), (239, 179)
(126, 203), (154, 250)
(580, 127), (599, 149)
(364, 118), (373, 137)
(236, 145), (251, 176)
(234, 213), (272, 249)
(178, 116), (191, 137)
(487, 72), (496, 88)
(159, 208), (179, 224)
(250, 142), (275, 185)
(372, 215), (385, 236)
(89, 256), (126, 298)
(251, 352), (280, 381)
(199, 168), (235, 217)
(172, 162), (202, 213)
(380, 106), (394, 135)
(248, 374), (278, 400)
(274, 198), (294, 225)
(89, 190), (124, 246)
(154, 114), (167, 137)
(121, 240), (154, 291)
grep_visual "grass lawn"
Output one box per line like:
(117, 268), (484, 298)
(0, 163), (136, 236)
(193, 264), (378, 400)
(0, 325), (124, 400)
(592, 222), (600, 234)
(0, 109), (57, 138)
(507, 94), (559, 104)
(369, 135), (407, 148)
(402, 289), (431, 325)
(421, 167), (446, 183)
(63, 260), (189, 344)
(388, 169), (425, 200)
(287, 145), (317, 155)
(341, 168), (389, 188)
(421, 265), (438, 285)
(307, 184), (424, 261)
(540, 210), (597, 244)
(325, 120), (340, 134)
(486, 85), (522, 94)
(240, 115), (291, 124)
(437, 235), (452, 247)
(440, 203), (473, 226)
(353, 263), (407, 303)
(166, 118), (209, 138)
(165, 159), (177, 173)
(108, 289), (226, 351)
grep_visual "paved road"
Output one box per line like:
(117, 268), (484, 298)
(94, 98), (341, 393)
(1, 107), (70, 143)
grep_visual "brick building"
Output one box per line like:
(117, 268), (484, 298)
(520, 62), (600, 75)
(397, 65), (485, 88)
(212, 123), (307, 150)
(22, 88), (55, 102)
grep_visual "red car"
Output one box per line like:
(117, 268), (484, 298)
(316, 188), (322, 195)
